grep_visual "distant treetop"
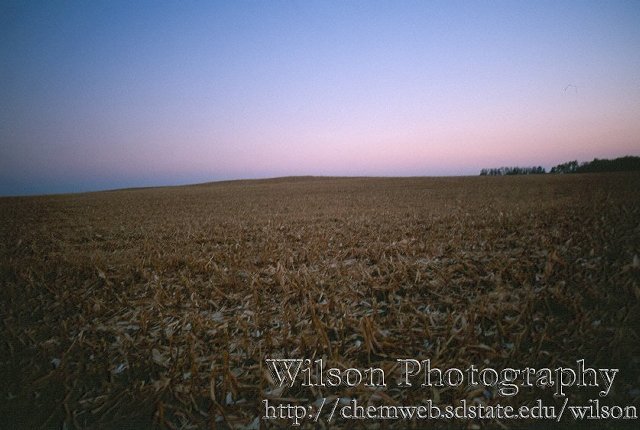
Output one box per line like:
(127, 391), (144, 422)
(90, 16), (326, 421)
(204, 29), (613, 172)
(551, 156), (640, 174)
(480, 166), (546, 176)
(480, 156), (640, 176)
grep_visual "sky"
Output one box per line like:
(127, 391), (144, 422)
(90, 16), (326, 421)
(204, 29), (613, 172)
(1, 0), (639, 196)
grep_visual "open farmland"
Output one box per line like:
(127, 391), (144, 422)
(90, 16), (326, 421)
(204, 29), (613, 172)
(1, 173), (639, 428)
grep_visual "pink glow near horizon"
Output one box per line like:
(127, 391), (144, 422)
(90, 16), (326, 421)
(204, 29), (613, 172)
(1, 1), (639, 195)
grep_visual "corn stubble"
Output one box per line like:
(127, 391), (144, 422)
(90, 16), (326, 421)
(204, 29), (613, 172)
(0, 174), (639, 428)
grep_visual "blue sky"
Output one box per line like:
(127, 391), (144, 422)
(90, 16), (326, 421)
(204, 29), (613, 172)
(1, 0), (639, 195)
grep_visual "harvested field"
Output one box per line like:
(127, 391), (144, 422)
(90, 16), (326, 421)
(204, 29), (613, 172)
(1, 173), (639, 428)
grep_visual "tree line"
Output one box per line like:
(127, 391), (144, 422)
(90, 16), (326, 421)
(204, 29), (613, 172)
(480, 166), (545, 176)
(480, 156), (640, 176)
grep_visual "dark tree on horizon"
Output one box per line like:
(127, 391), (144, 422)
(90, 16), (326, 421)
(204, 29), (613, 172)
(480, 166), (546, 176)
(481, 156), (640, 176)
